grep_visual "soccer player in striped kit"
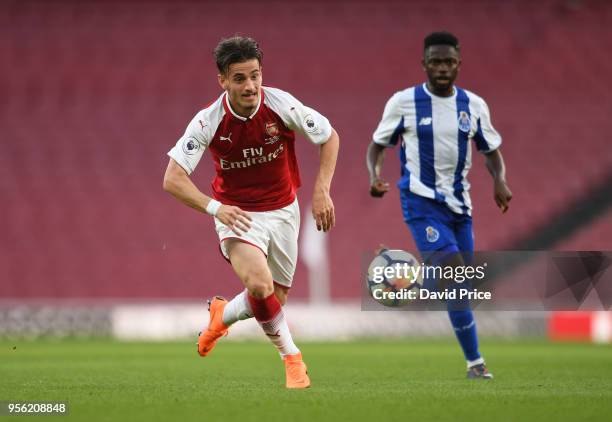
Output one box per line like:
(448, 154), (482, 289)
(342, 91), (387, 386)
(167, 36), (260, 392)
(366, 32), (512, 379)
(164, 36), (339, 388)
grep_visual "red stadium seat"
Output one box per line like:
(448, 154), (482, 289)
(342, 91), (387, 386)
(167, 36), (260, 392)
(1, 0), (611, 299)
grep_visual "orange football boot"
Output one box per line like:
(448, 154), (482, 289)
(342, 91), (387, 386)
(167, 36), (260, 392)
(197, 296), (229, 357)
(283, 353), (311, 389)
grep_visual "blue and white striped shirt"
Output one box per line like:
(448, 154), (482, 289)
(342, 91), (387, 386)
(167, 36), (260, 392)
(373, 83), (502, 216)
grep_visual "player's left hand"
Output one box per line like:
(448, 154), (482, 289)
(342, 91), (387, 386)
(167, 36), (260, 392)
(312, 189), (335, 232)
(494, 179), (512, 213)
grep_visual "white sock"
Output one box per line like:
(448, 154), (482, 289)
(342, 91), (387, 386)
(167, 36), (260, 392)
(260, 310), (300, 357)
(222, 290), (253, 326)
(467, 357), (485, 368)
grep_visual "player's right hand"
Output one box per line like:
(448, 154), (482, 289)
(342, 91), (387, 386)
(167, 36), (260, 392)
(369, 178), (390, 198)
(217, 205), (252, 236)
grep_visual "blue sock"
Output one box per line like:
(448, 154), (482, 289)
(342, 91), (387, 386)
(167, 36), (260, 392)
(424, 246), (482, 363)
(448, 309), (481, 362)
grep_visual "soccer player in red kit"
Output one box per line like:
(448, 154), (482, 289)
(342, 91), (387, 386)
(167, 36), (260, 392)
(163, 36), (339, 389)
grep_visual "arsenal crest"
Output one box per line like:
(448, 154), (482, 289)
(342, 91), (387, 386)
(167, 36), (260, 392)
(265, 122), (279, 137)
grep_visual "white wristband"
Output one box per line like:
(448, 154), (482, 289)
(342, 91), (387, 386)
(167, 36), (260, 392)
(205, 199), (222, 216)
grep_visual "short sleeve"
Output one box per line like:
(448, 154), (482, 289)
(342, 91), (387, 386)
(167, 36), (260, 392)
(373, 92), (405, 148)
(473, 98), (502, 153)
(263, 88), (332, 145)
(167, 112), (209, 175)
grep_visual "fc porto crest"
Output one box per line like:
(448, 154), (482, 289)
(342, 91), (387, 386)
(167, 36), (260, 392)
(426, 226), (440, 243)
(458, 111), (471, 133)
(265, 122), (279, 137)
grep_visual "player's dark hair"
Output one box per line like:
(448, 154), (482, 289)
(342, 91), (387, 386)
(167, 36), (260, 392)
(424, 31), (460, 53)
(214, 36), (263, 75)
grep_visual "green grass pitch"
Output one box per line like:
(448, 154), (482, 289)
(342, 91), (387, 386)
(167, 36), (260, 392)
(1, 339), (611, 421)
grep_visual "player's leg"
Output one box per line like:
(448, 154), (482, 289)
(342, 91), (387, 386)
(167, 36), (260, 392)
(429, 246), (481, 363)
(200, 210), (295, 358)
(273, 283), (289, 305)
(221, 283), (288, 326)
(199, 262), (291, 357)
(226, 240), (301, 357)
(198, 214), (271, 357)
(425, 243), (490, 378)
(220, 289), (252, 325)
(400, 192), (490, 377)
(445, 217), (478, 365)
(227, 240), (308, 388)
(264, 198), (309, 388)
(451, 216), (492, 379)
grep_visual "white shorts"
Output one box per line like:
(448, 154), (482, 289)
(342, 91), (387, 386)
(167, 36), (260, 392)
(215, 198), (300, 288)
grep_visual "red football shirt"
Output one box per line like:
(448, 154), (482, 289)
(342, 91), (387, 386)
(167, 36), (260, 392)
(168, 87), (332, 211)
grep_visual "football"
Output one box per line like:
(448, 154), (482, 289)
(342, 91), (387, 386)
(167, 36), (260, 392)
(366, 249), (423, 307)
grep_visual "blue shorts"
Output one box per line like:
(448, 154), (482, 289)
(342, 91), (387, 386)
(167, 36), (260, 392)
(400, 191), (474, 257)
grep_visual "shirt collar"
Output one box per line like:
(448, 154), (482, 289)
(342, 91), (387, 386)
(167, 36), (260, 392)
(223, 88), (264, 121)
(422, 82), (456, 99)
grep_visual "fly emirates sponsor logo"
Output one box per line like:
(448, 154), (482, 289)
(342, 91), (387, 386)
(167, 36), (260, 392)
(219, 144), (284, 170)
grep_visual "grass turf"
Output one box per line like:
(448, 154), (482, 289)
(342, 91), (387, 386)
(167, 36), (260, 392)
(1, 339), (611, 422)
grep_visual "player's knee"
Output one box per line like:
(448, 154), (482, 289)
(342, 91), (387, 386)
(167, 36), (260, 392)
(244, 269), (274, 298)
(248, 283), (274, 298)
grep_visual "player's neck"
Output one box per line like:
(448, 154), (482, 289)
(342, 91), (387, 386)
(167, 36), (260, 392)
(426, 82), (455, 98)
(229, 100), (255, 118)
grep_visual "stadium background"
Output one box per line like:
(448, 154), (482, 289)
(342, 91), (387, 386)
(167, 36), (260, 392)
(1, 0), (611, 342)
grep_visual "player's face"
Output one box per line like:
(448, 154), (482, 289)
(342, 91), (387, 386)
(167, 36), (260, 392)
(422, 45), (461, 95)
(218, 59), (262, 117)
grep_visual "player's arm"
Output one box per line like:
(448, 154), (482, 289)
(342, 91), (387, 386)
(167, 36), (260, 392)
(484, 148), (512, 213)
(473, 97), (512, 213)
(312, 128), (339, 232)
(367, 142), (390, 197)
(367, 92), (403, 198)
(163, 159), (251, 234)
(263, 88), (339, 232)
